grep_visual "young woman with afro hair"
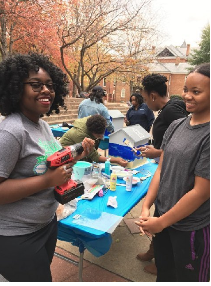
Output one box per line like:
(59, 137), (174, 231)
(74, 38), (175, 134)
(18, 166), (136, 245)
(0, 53), (94, 282)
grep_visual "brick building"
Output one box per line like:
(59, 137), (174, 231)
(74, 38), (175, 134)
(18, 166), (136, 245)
(148, 41), (192, 96)
(100, 77), (131, 103)
(101, 41), (192, 102)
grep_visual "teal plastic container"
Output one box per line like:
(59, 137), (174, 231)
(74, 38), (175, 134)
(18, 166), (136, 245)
(104, 159), (111, 175)
(73, 161), (92, 180)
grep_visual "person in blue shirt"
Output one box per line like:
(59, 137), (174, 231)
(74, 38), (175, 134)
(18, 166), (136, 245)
(78, 86), (114, 133)
(125, 93), (155, 132)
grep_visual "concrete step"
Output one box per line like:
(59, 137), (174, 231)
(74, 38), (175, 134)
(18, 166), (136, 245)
(64, 101), (128, 109)
(64, 104), (128, 113)
(65, 97), (83, 103)
(44, 116), (76, 125)
(52, 109), (78, 115)
(44, 113), (77, 122)
(47, 119), (75, 125)
(42, 97), (129, 126)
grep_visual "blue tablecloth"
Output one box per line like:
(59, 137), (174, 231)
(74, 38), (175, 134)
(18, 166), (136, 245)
(98, 135), (109, 150)
(57, 161), (158, 257)
(50, 125), (73, 137)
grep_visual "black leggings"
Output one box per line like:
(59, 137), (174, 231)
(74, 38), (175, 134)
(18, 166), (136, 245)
(0, 216), (58, 282)
(153, 210), (210, 282)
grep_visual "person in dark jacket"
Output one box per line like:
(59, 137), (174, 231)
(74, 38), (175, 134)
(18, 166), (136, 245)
(125, 93), (155, 132)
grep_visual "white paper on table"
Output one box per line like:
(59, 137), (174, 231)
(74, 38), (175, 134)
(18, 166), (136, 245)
(72, 211), (123, 234)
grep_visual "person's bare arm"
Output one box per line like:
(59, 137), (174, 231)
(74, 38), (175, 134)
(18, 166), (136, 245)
(124, 117), (130, 126)
(137, 145), (162, 159)
(0, 138), (96, 204)
(72, 137), (95, 161)
(142, 152), (163, 210)
(0, 165), (72, 204)
(98, 155), (128, 167)
(139, 175), (210, 234)
(135, 152), (163, 234)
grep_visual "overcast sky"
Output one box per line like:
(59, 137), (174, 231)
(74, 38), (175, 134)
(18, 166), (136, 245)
(150, 0), (210, 47)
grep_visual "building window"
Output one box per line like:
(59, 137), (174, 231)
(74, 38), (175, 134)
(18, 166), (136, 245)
(121, 88), (125, 98)
(103, 78), (106, 87)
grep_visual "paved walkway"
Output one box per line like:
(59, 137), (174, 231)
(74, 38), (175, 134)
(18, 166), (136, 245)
(51, 247), (130, 282)
(54, 199), (156, 283)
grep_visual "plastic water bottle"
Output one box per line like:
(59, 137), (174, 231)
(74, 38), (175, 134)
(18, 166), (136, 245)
(104, 158), (111, 175)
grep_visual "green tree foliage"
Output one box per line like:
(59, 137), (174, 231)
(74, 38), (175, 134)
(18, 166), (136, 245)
(188, 24), (210, 66)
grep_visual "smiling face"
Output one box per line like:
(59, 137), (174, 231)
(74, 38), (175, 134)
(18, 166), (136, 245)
(20, 68), (55, 123)
(182, 72), (210, 121)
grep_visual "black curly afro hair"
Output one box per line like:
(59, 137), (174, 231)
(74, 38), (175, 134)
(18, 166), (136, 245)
(0, 53), (69, 116)
(142, 73), (168, 97)
(86, 115), (106, 134)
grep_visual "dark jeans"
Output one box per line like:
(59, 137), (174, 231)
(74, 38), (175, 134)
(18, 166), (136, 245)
(153, 209), (210, 282)
(0, 215), (57, 282)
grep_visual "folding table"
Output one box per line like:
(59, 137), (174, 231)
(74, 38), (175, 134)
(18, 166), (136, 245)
(50, 124), (73, 138)
(56, 161), (158, 281)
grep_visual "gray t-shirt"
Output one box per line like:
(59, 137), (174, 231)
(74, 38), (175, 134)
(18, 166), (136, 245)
(0, 113), (61, 235)
(157, 116), (210, 231)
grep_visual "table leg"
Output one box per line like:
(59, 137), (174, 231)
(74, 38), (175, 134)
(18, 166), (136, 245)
(54, 251), (79, 266)
(78, 251), (84, 282)
(54, 245), (85, 282)
(78, 242), (85, 282)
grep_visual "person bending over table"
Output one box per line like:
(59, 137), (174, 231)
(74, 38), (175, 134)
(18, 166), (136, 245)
(59, 114), (128, 167)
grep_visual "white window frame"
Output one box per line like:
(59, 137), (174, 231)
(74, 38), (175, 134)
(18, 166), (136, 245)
(121, 88), (125, 98)
(103, 78), (106, 87)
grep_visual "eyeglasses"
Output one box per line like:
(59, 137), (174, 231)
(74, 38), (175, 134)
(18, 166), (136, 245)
(23, 82), (56, 93)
